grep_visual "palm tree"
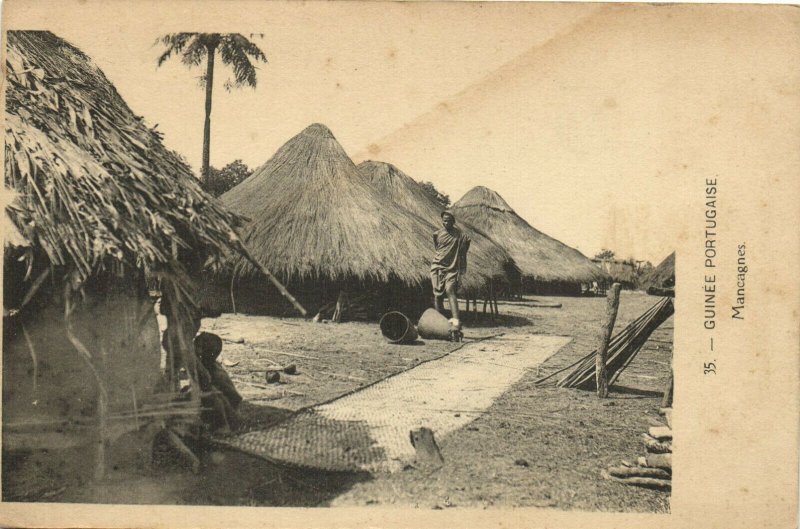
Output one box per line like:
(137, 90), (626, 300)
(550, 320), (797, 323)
(156, 33), (267, 186)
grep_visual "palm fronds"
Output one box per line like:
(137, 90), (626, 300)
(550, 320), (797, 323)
(156, 33), (267, 89)
(155, 33), (200, 67)
(5, 31), (247, 289)
(218, 34), (268, 89)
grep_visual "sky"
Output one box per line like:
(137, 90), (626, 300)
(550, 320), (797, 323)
(6, 1), (797, 263)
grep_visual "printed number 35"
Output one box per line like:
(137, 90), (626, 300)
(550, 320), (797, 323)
(704, 362), (716, 375)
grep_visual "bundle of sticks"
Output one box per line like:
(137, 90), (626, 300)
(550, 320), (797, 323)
(536, 297), (674, 390)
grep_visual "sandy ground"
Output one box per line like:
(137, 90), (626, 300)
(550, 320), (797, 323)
(17, 291), (672, 512)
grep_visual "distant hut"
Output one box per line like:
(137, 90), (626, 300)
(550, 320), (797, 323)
(642, 251), (676, 296)
(591, 258), (638, 290)
(3, 31), (249, 487)
(357, 161), (521, 300)
(218, 124), (439, 319)
(451, 186), (609, 295)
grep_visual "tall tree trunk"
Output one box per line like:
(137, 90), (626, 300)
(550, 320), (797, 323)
(202, 44), (216, 186)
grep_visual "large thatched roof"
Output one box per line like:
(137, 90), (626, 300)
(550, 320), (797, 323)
(4, 31), (246, 287)
(222, 124), (436, 286)
(452, 186), (609, 284)
(357, 161), (519, 291)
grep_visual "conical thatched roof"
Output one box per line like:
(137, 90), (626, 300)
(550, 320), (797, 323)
(4, 31), (246, 287)
(222, 124), (435, 286)
(451, 185), (515, 212)
(643, 251), (675, 289)
(357, 161), (519, 291)
(452, 186), (609, 284)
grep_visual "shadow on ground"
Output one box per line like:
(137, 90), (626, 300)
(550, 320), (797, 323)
(4, 442), (373, 506)
(438, 310), (532, 329)
(610, 385), (664, 398)
(184, 450), (373, 506)
(465, 314), (532, 329)
(238, 402), (296, 430)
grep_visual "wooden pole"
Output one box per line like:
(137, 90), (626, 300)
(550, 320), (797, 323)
(229, 272), (238, 314)
(596, 283), (621, 398)
(661, 344), (674, 407)
(245, 255), (307, 317)
(332, 290), (347, 323)
(489, 280), (495, 322)
(94, 388), (108, 480)
(661, 368), (674, 408)
(64, 322), (109, 481)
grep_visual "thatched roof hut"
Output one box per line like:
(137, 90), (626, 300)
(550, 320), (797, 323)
(452, 186), (609, 294)
(357, 160), (520, 294)
(5, 31), (247, 283)
(221, 124), (441, 316)
(642, 251), (675, 293)
(3, 31), (248, 482)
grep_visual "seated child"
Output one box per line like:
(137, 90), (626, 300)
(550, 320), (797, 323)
(193, 332), (243, 432)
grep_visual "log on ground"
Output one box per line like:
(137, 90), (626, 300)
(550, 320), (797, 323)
(638, 452), (672, 470)
(641, 433), (673, 454)
(649, 425), (673, 440)
(608, 465), (671, 480)
(606, 474), (672, 491)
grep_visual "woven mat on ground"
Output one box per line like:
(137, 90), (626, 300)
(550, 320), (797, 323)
(214, 334), (571, 473)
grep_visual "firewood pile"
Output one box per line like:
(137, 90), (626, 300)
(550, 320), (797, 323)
(602, 407), (672, 491)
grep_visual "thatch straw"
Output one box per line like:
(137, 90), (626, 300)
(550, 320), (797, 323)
(222, 124), (438, 287)
(4, 31), (247, 288)
(357, 161), (520, 293)
(642, 252), (675, 289)
(452, 186), (609, 284)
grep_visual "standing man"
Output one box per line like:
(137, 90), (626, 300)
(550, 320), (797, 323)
(431, 210), (471, 329)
